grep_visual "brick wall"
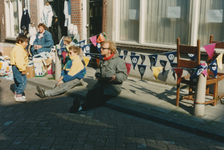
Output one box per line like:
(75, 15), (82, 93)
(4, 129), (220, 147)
(0, 1), (5, 42)
(29, 0), (39, 26)
(102, 0), (107, 33)
(71, 0), (82, 40)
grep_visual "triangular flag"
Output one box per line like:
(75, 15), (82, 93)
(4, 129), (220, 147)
(83, 44), (91, 53)
(123, 50), (128, 60)
(85, 53), (92, 66)
(148, 55), (158, 70)
(195, 65), (207, 77)
(188, 53), (195, 61)
(97, 43), (101, 53)
(173, 68), (183, 83)
(200, 63), (208, 76)
(119, 55), (124, 59)
(186, 68), (197, 77)
(90, 36), (97, 46)
(131, 52), (136, 56)
(117, 47), (121, 55)
(216, 53), (223, 70)
(153, 67), (163, 80)
(83, 56), (90, 67)
(160, 60), (167, 75)
(62, 51), (68, 64)
(166, 52), (176, 64)
(96, 58), (100, 66)
(138, 65), (146, 80)
(209, 60), (218, 77)
(78, 40), (85, 49)
(125, 63), (131, 75)
(203, 43), (216, 60)
(130, 55), (140, 70)
(140, 54), (145, 65)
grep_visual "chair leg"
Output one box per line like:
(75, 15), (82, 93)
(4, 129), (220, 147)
(213, 82), (218, 106)
(189, 85), (193, 99)
(176, 83), (180, 106)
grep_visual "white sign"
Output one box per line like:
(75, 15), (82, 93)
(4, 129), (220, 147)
(129, 9), (139, 20)
(206, 9), (223, 23)
(167, 6), (181, 18)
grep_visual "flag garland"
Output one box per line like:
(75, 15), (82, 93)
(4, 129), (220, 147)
(59, 33), (223, 81)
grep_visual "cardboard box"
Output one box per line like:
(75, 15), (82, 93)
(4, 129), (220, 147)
(42, 57), (51, 66)
(25, 65), (35, 78)
(34, 62), (47, 77)
(47, 60), (55, 74)
(2, 47), (13, 56)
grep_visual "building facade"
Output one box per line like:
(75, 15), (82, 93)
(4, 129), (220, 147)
(1, 0), (224, 50)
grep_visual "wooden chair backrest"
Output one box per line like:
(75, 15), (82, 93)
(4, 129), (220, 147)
(177, 38), (201, 69)
(208, 35), (224, 63)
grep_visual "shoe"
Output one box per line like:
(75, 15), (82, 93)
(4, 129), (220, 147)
(15, 96), (27, 103)
(36, 86), (46, 98)
(69, 98), (81, 113)
(14, 95), (26, 99)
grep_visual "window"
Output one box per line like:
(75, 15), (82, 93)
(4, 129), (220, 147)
(119, 0), (140, 42)
(198, 0), (224, 46)
(5, 0), (23, 38)
(145, 0), (192, 45)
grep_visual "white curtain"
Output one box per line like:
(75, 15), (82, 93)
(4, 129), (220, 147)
(145, 0), (192, 45)
(198, 0), (224, 46)
(119, 0), (140, 42)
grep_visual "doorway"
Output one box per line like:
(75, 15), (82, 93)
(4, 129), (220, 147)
(87, 0), (103, 53)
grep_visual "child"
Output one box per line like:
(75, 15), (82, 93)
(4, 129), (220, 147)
(61, 36), (75, 68)
(36, 45), (86, 98)
(10, 34), (29, 102)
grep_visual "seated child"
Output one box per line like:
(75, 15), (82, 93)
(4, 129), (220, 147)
(10, 34), (29, 102)
(61, 36), (75, 68)
(36, 45), (86, 98)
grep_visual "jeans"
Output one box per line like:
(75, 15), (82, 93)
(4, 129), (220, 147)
(45, 79), (81, 97)
(12, 65), (27, 95)
(81, 87), (114, 111)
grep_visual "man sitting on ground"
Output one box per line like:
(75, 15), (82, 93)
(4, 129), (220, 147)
(36, 45), (86, 98)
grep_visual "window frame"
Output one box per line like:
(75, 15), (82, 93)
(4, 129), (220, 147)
(114, 0), (201, 49)
(4, 0), (23, 39)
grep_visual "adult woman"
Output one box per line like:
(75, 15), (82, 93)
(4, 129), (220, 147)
(31, 23), (54, 56)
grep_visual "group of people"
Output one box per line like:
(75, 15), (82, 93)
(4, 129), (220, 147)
(10, 23), (128, 113)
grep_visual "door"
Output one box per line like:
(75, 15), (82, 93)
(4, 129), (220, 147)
(87, 0), (103, 53)
(88, 0), (103, 36)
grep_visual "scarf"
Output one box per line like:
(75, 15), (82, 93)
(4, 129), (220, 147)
(103, 53), (114, 61)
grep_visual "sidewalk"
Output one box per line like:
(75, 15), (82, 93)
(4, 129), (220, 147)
(27, 67), (224, 143)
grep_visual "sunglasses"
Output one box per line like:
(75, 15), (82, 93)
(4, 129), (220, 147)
(101, 47), (109, 50)
(69, 52), (73, 55)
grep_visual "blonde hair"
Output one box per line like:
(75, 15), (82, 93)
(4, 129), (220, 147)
(63, 36), (72, 44)
(69, 45), (81, 55)
(102, 40), (117, 54)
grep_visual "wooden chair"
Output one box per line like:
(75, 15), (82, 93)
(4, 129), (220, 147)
(205, 35), (224, 106)
(176, 38), (200, 106)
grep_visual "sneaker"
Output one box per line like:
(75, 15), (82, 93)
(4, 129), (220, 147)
(36, 86), (46, 98)
(14, 95), (26, 99)
(69, 98), (81, 113)
(15, 96), (27, 103)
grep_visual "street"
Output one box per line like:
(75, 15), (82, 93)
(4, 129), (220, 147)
(0, 78), (224, 150)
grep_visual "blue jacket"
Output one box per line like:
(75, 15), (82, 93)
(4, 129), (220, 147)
(61, 55), (86, 83)
(33, 30), (54, 52)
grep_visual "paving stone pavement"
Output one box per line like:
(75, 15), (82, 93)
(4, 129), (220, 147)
(1, 78), (224, 149)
